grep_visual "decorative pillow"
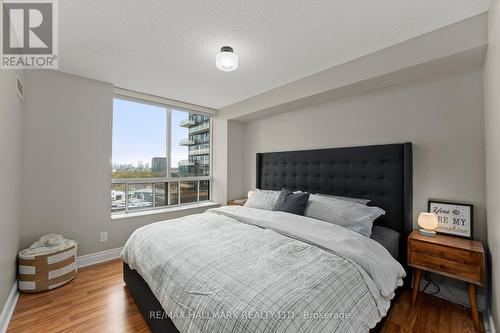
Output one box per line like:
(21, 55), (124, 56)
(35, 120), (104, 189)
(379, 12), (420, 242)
(305, 194), (384, 237)
(314, 193), (371, 205)
(244, 189), (280, 210)
(272, 189), (310, 215)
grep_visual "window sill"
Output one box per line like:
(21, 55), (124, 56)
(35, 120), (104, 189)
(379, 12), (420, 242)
(111, 201), (219, 221)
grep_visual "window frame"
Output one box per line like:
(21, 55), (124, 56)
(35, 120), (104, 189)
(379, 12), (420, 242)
(111, 93), (213, 215)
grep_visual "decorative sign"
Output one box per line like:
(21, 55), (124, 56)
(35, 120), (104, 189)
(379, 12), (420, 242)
(428, 200), (473, 239)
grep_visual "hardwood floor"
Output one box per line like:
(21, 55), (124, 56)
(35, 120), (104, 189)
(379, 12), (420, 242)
(7, 259), (149, 333)
(382, 289), (484, 333)
(7, 259), (484, 333)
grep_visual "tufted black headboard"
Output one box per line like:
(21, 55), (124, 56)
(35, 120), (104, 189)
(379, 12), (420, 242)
(256, 143), (413, 280)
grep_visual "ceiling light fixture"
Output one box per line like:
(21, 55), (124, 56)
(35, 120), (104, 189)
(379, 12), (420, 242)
(216, 46), (238, 72)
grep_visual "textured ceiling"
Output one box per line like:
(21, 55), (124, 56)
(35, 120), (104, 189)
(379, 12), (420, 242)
(59, 0), (489, 109)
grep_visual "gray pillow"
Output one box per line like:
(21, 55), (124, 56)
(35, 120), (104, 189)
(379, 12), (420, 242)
(273, 189), (310, 215)
(371, 225), (400, 259)
(314, 193), (371, 205)
(244, 189), (280, 210)
(305, 194), (385, 237)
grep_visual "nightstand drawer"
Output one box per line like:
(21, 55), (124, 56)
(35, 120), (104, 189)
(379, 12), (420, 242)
(409, 239), (483, 284)
(409, 239), (481, 265)
(409, 251), (480, 282)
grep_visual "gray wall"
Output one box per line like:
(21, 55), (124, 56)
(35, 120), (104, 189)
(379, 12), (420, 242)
(484, 0), (500, 328)
(227, 120), (245, 200)
(211, 118), (228, 203)
(211, 118), (245, 203)
(20, 71), (215, 256)
(242, 68), (486, 243)
(0, 71), (23, 311)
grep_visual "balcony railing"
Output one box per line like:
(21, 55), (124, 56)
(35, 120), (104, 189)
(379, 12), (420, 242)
(189, 122), (209, 134)
(179, 160), (195, 166)
(189, 148), (210, 156)
(111, 177), (211, 213)
(179, 138), (195, 146)
(180, 118), (195, 127)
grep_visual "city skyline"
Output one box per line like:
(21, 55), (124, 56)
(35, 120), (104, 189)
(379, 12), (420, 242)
(113, 157), (171, 171)
(112, 98), (189, 167)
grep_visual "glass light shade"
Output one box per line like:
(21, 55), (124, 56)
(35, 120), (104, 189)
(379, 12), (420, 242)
(216, 51), (238, 72)
(418, 213), (438, 231)
(247, 190), (254, 198)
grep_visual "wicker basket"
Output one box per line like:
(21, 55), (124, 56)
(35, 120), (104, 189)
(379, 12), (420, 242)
(18, 245), (77, 293)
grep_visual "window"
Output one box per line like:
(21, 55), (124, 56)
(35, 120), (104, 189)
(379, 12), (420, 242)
(111, 97), (211, 214)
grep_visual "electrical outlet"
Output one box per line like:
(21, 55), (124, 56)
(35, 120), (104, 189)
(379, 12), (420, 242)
(100, 232), (108, 242)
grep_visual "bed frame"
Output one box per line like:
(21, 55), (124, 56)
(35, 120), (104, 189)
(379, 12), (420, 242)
(123, 142), (413, 333)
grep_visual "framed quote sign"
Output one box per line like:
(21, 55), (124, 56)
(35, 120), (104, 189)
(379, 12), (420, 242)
(428, 200), (473, 239)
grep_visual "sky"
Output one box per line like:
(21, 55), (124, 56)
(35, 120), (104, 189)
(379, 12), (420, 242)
(112, 98), (189, 167)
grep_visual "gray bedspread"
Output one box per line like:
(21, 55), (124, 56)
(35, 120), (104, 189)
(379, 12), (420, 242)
(121, 206), (405, 333)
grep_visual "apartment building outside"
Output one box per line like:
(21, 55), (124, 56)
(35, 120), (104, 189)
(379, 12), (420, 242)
(179, 113), (210, 177)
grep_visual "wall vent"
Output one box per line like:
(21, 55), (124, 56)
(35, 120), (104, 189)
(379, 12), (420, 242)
(16, 75), (23, 101)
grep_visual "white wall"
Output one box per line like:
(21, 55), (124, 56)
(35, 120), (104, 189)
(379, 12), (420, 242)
(20, 71), (216, 256)
(242, 68), (486, 242)
(484, 0), (500, 328)
(0, 70), (23, 313)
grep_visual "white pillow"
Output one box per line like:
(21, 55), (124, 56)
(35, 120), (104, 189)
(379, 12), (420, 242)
(314, 193), (371, 205)
(244, 189), (280, 210)
(305, 194), (384, 237)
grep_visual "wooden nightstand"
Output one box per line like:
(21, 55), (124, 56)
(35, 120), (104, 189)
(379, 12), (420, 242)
(227, 199), (247, 206)
(408, 230), (485, 331)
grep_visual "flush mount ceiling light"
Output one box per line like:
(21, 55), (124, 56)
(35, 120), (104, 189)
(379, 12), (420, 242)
(216, 46), (238, 72)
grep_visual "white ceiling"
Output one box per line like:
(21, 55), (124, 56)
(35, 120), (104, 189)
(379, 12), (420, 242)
(59, 0), (490, 109)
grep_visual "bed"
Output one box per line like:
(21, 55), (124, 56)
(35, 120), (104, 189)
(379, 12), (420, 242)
(122, 142), (413, 333)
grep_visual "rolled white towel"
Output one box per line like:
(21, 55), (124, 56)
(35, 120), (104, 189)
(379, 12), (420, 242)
(28, 233), (65, 249)
(19, 234), (77, 259)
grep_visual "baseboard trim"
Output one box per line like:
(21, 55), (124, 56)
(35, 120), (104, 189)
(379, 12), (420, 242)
(429, 292), (488, 312)
(76, 247), (123, 268)
(0, 281), (19, 333)
(484, 306), (497, 333)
